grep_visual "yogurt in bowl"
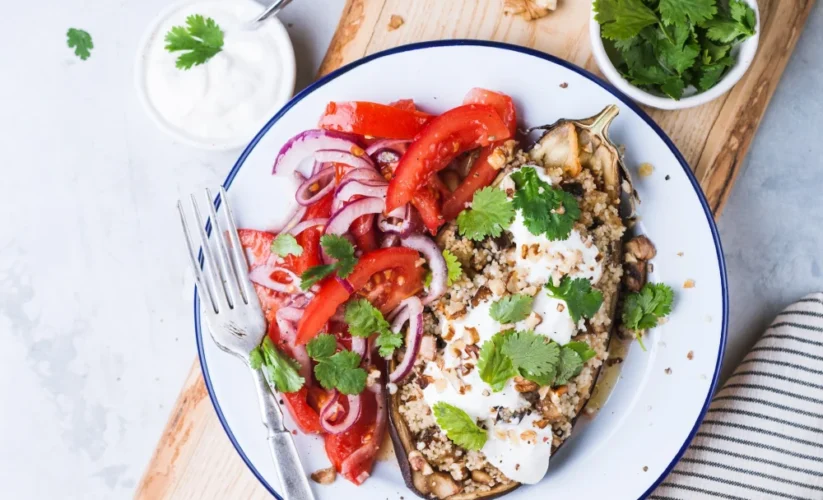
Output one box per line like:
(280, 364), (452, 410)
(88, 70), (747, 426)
(136, 0), (296, 150)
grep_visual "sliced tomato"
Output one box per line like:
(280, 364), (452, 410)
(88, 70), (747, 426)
(318, 101), (433, 140)
(385, 103), (511, 214)
(351, 214), (378, 252)
(411, 184), (444, 235)
(442, 89), (518, 221)
(285, 192), (333, 274)
(389, 98), (417, 112)
(296, 248), (423, 345)
(325, 390), (380, 485)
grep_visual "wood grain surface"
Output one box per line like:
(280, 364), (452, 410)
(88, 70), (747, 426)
(135, 0), (816, 497)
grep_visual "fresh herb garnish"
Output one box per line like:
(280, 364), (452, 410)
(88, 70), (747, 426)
(489, 294), (534, 324)
(554, 345), (585, 386)
(622, 282), (674, 349)
(300, 235), (358, 290)
(67, 28), (93, 60)
(546, 276), (604, 323)
(164, 14), (225, 70)
(456, 187), (515, 241)
(565, 340), (597, 363)
(432, 402), (487, 451)
(511, 167), (581, 241)
(502, 330), (560, 380)
(594, 0), (757, 99)
(271, 233), (303, 258)
(308, 334), (367, 395)
(477, 332), (518, 392)
(344, 299), (403, 358)
(250, 337), (305, 393)
(443, 249), (463, 285)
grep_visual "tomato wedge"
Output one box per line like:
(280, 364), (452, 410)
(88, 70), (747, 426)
(442, 89), (518, 221)
(296, 248), (423, 345)
(325, 389), (381, 484)
(385, 103), (511, 214)
(318, 101), (433, 140)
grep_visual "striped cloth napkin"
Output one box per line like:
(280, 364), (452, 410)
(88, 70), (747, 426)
(651, 293), (823, 500)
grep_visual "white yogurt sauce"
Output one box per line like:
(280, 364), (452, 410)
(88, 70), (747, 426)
(141, 0), (293, 145)
(421, 165), (606, 483)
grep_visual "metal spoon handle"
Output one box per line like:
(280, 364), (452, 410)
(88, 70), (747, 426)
(254, 0), (293, 23)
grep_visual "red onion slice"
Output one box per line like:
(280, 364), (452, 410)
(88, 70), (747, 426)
(351, 336), (367, 357)
(325, 197), (386, 236)
(365, 139), (409, 158)
(388, 297), (424, 382)
(377, 204), (414, 236)
(336, 180), (389, 202)
(296, 167), (336, 206)
(335, 275), (354, 294)
(273, 129), (361, 176)
(340, 383), (386, 485)
(280, 205), (308, 234)
(320, 390), (363, 434)
(341, 168), (386, 184)
(287, 218), (328, 237)
(380, 233), (400, 248)
(249, 264), (301, 294)
(276, 307), (311, 381)
(401, 234), (447, 305)
(315, 149), (375, 171)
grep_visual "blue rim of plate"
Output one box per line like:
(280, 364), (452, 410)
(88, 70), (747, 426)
(195, 39), (729, 500)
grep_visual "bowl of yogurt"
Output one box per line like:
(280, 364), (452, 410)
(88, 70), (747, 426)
(136, 0), (296, 150)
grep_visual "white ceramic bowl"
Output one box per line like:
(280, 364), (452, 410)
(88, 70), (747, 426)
(589, 2), (760, 110)
(134, 0), (296, 150)
(197, 41), (728, 500)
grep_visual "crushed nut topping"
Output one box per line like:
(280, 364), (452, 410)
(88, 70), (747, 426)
(388, 14), (404, 31)
(311, 467), (337, 485)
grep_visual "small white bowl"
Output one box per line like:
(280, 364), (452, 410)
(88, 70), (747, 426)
(135, 0), (296, 150)
(589, 1), (759, 110)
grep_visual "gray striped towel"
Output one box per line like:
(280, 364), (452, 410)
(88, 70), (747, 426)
(651, 293), (823, 500)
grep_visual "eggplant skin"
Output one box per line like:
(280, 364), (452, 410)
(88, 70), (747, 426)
(387, 106), (631, 499)
(387, 380), (521, 500)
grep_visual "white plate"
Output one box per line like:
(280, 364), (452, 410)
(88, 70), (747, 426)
(196, 41), (728, 500)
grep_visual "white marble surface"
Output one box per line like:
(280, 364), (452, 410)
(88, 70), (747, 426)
(0, 1), (820, 499)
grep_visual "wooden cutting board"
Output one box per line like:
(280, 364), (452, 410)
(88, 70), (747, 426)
(135, 0), (815, 498)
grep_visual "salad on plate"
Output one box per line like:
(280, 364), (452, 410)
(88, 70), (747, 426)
(237, 88), (673, 498)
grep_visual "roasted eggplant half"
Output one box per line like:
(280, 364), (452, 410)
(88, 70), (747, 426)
(388, 106), (633, 499)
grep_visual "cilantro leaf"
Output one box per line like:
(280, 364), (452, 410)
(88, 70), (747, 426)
(456, 187), (515, 241)
(593, 0), (618, 24)
(322, 235), (357, 277)
(661, 77), (686, 100)
(546, 277), (604, 323)
(554, 346), (584, 386)
(657, 33), (700, 75)
(565, 341), (597, 362)
(344, 299), (403, 358)
(704, 19), (751, 43)
(375, 329), (404, 359)
(300, 235), (359, 289)
(271, 233), (303, 257)
(432, 402), (487, 451)
(164, 15), (224, 70)
(67, 28), (93, 60)
(477, 333), (518, 392)
(502, 330), (560, 377)
(443, 249), (463, 286)
(600, 0), (659, 41)
(659, 0), (716, 25)
(300, 264), (336, 290)
(489, 294), (534, 324)
(249, 346), (264, 370)
(258, 337), (305, 393)
(306, 334), (337, 360)
(312, 350), (367, 395)
(511, 167), (581, 241)
(622, 282), (674, 331)
(698, 62), (731, 91)
(730, 0), (757, 31)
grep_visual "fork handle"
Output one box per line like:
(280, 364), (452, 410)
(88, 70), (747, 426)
(251, 368), (316, 500)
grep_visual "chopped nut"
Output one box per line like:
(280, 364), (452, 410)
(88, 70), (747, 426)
(408, 451), (434, 475)
(523, 311), (543, 330)
(677, 251), (684, 257)
(366, 369), (381, 387)
(503, 0), (556, 20)
(471, 469), (493, 485)
(643, 466), (649, 472)
(488, 278), (507, 296)
(419, 335), (436, 361)
(428, 472), (462, 499)
(387, 382), (398, 395)
(520, 430), (537, 443)
(625, 235), (657, 261)
(638, 162), (654, 177)
(560, 82), (568, 89)
(311, 467), (337, 485)
(513, 376), (539, 393)
(533, 418), (550, 429)
(556, 302), (565, 312)
(465, 344), (480, 359)
(388, 14), (404, 31)
(665, 367), (672, 375)
(482, 389), (491, 397)
(684, 279), (696, 289)
(687, 351), (694, 360)
(464, 326), (481, 345)
(442, 325), (456, 342)
(434, 378), (448, 393)
(471, 286), (493, 307)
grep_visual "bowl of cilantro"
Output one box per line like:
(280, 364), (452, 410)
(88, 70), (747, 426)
(590, 0), (759, 110)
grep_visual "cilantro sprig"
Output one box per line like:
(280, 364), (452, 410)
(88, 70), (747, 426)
(271, 233), (303, 258)
(424, 249), (463, 289)
(546, 276), (604, 323)
(622, 282), (674, 349)
(344, 299), (403, 358)
(489, 294), (534, 324)
(300, 235), (358, 290)
(478, 330), (596, 390)
(511, 167), (581, 241)
(432, 402), (487, 451)
(250, 337), (305, 393)
(164, 14), (225, 70)
(307, 334), (367, 395)
(67, 28), (93, 61)
(456, 187), (515, 241)
(594, 0), (757, 99)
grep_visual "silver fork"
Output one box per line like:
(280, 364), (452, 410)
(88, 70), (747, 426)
(178, 187), (315, 500)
